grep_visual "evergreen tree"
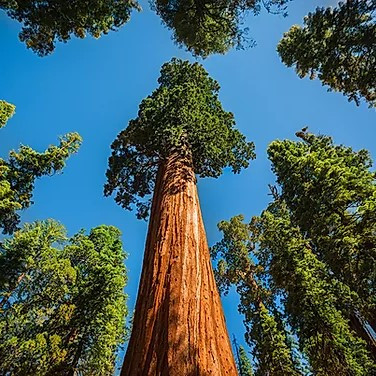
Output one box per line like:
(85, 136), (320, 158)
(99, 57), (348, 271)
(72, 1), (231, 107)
(0, 220), (128, 376)
(105, 58), (254, 375)
(278, 0), (376, 107)
(212, 215), (302, 376)
(0, 0), (140, 56)
(252, 201), (376, 375)
(267, 131), (376, 332)
(152, 0), (289, 57)
(0, 126), (81, 234)
(0, 100), (15, 128)
(233, 336), (254, 376)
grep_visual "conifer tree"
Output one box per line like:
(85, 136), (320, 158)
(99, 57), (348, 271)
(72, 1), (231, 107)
(105, 58), (255, 375)
(212, 215), (303, 376)
(278, 0), (376, 107)
(267, 132), (376, 335)
(233, 336), (254, 376)
(0, 109), (81, 234)
(251, 201), (376, 375)
(0, 0), (140, 56)
(0, 220), (128, 376)
(0, 100), (15, 128)
(152, 0), (289, 57)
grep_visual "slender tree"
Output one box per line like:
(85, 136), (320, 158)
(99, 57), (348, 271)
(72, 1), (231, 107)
(105, 58), (255, 375)
(277, 0), (376, 107)
(0, 129), (81, 234)
(233, 336), (254, 376)
(0, 100), (15, 128)
(267, 131), (376, 337)
(0, 220), (128, 376)
(252, 201), (376, 375)
(0, 0), (140, 56)
(152, 0), (289, 57)
(212, 215), (303, 376)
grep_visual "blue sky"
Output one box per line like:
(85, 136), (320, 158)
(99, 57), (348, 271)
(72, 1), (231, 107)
(1, 0), (375, 371)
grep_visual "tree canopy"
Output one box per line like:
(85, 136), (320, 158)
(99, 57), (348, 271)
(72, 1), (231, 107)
(105, 58), (255, 219)
(212, 215), (305, 376)
(0, 0), (140, 56)
(0, 100), (16, 128)
(0, 220), (128, 376)
(268, 131), (376, 328)
(152, 0), (289, 57)
(0, 130), (81, 234)
(277, 0), (376, 107)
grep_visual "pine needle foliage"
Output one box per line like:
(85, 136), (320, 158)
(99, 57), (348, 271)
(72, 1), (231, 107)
(252, 201), (376, 375)
(0, 100), (15, 128)
(0, 132), (81, 234)
(0, 221), (128, 376)
(268, 132), (376, 328)
(278, 0), (376, 107)
(212, 215), (302, 376)
(0, 0), (140, 56)
(105, 58), (255, 219)
(152, 0), (289, 57)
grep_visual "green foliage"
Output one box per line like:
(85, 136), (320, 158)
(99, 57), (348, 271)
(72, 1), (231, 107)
(212, 215), (301, 376)
(0, 100), (16, 128)
(0, 132), (81, 234)
(105, 58), (255, 219)
(252, 201), (376, 375)
(278, 1), (376, 107)
(0, 220), (128, 375)
(237, 344), (254, 376)
(152, 0), (289, 57)
(268, 132), (376, 324)
(0, 0), (140, 56)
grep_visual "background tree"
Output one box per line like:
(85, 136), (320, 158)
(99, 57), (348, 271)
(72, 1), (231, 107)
(212, 215), (304, 376)
(268, 131), (376, 335)
(277, 0), (376, 107)
(0, 130), (81, 234)
(0, 220), (128, 376)
(233, 336), (254, 376)
(105, 58), (255, 375)
(152, 0), (289, 57)
(251, 201), (376, 375)
(0, 100), (15, 128)
(0, 0), (140, 56)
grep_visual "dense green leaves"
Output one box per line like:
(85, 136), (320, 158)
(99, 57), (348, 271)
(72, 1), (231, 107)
(278, 0), (376, 107)
(0, 221), (128, 375)
(0, 132), (81, 234)
(268, 132), (376, 326)
(0, 100), (15, 128)
(152, 0), (289, 57)
(252, 202), (375, 375)
(0, 0), (140, 56)
(105, 58), (254, 219)
(212, 215), (301, 376)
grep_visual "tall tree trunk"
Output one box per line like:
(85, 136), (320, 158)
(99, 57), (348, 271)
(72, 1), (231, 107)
(122, 153), (237, 376)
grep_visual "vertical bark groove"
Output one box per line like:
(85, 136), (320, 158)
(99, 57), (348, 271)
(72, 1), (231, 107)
(122, 153), (237, 375)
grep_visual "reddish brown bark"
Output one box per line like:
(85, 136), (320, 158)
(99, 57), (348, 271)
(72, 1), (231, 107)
(122, 153), (237, 376)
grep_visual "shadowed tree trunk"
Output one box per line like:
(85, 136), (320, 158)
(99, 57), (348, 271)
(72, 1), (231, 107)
(122, 152), (237, 375)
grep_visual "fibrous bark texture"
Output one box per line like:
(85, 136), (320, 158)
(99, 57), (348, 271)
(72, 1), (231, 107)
(122, 153), (237, 376)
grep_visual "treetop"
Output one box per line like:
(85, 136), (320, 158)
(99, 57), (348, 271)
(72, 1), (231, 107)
(105, 58), (255, 219)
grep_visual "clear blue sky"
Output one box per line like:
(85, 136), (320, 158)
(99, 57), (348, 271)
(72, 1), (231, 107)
(1, 0), (375, 372)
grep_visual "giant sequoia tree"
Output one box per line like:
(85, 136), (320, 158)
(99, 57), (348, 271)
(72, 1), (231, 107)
(152, 0), (289, 57)
(0, 220), (128, 375)
(0, 0), (140, 56)
(105, 58), (255, 375)
(278, 0), (376, 107)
